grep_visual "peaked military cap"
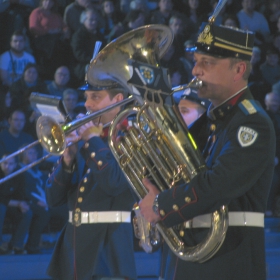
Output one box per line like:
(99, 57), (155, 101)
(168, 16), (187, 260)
(188, 23), (255, 61)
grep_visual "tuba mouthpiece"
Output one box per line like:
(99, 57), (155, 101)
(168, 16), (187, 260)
(188, 78), (203, 89)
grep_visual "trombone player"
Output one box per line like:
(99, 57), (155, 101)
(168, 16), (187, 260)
(139, 22), (275, 279)
(45, 82), (137, 280)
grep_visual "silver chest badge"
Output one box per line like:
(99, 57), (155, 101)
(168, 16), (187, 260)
(237, 126), (258, 147)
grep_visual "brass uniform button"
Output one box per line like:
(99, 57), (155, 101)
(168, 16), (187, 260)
(97, 160), (102, 166)
(75, 208), (81, 212)
(173, 204), (179, 211)
(210, 124), (216, 131)
(87, 168), (90, 174)
(185, 197), (191, 203)
(91, 152), (96, 158)
(77, 197), (83, 203)
(179, 230), (184, 237)
(80, 186), (85, 192)
(159, 210), (165, 216)
(84, 142), (89, 148)
(83, 177), (88, 183)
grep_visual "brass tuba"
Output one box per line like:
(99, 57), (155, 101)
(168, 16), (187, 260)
(87, 24), (228, 262)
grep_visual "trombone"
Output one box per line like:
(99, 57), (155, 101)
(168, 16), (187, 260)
(0, 96), (135, 184)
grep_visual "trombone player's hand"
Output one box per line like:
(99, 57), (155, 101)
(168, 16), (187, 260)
(76, 119), (103, 141)
(63, 131), (80, 168)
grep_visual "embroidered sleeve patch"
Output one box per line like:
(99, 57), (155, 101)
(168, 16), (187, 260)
(237, 126), (258, 147)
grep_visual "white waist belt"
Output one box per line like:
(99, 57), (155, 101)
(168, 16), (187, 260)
(184, 212), (264, 228)
(69, 211), (131, 225)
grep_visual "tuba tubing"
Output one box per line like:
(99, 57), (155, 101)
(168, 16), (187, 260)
(108, 101), (228, 263)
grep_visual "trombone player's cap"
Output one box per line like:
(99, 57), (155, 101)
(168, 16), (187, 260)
(187, 23), (255, 61)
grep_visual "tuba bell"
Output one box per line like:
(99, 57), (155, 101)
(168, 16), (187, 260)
(86, 24), (228, 262)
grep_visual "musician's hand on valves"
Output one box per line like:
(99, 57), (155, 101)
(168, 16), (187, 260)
(139, 178), (161, 224)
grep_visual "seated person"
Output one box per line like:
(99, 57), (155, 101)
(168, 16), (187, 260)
(0, 155), (31, 255)
(62, 88), (79, 120)
(0, 30), (36, 86)
(19, 145), (68, 254)
(47, 66), (70, 97)
(71, 8), (106, 84)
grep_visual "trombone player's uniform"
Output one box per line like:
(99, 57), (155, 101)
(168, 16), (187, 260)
(45, 85), (137, 280)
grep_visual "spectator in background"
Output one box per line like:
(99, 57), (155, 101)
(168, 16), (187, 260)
(0, 30), (36, 86)
(19, 145), (68, 254)
(121, 9), (146, 34)
(222, 13), (240, 28)
(149, 0), (174, 25)
(0, 155), (31, 255)
(169, 62), (188, 88)
(180, 40), (195, 83)
(10, 63), (48, 118)
(62, 88), (79, 120)
(168, 13), (189, 58)
(249, 46), (272, 107)
(101, 0), (124, 43)
(237, 0), (270, 45)
(0, 109), (34, 159)
(272, 31), (280, 53)
(0, 86), (12, 132)
(71, 8), (106, 85)
(272, 79), (280, 94)
(160, 42), (182, 70)
(260, 46), (280, 86)
(63, 0), (94, 36)
(183, 0), (205, 40)
(264, 0), (280, 35)
(263, 91), (280, 216)
(29, 0), (71, 80)
(47, 66), (70, 97)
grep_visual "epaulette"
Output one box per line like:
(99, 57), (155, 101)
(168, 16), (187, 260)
(238, 99), (258, 115)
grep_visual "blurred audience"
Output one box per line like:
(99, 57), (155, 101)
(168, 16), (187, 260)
(260, 45), (280, 86)
(0, 30), (36, 86)
(62, 88), (79, 120)
(0, 155), (31, 255)
(71, 8), (106, 85)
(180, 40), (195, 83)
(63, 0), (94, 36)
(237, 0), (270, 45)
(0, 109), (34, 159)
(29, 0), (71, 79)
(46, 65), (70, 96)
(101, 0), (124, 43)
(149, 0), (174, 25)
(10, 63), (48, 118)
(248, 46), (272, 107)
(19, 145), (68, 254)
(0, 86), (12, 131)
(264, 91), (280, 216)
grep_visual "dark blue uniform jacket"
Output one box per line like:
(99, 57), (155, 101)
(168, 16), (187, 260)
(45, 135), (137, 280)
(159, 89), (276, 280)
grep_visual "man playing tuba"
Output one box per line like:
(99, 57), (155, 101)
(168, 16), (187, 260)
(139, 22), (275, 280)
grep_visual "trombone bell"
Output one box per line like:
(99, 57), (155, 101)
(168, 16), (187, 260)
(36, 116), (66, 155)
